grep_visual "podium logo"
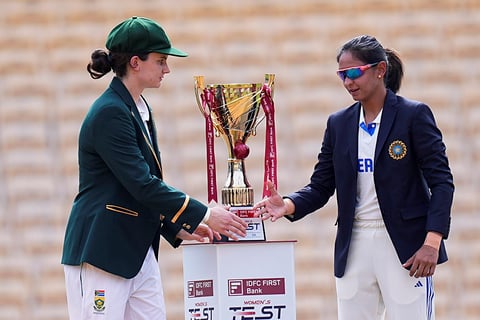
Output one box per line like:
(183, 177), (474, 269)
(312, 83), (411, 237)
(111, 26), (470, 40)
(188, 280), (214, 298)
(228, 278), (285, 296)
(228, 305), (287, 320)
(228, 279), (244, 296)
(188, 306), (214, 320)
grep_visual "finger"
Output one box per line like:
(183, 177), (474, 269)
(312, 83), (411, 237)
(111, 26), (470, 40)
(263, 211), (271, 220)
(252, 201), (264, 211)
(227, 218), (248, 237)
(403, 256), (416, 277)
(424, 263), (437, 277)
(190, 233), (205, 242)
(402, 257), (413, 269)
(226, 230), (239, 241)
(253, 206), (268, 219)
(257, 212), (269, 221)
(267, 180), (279, 196)
(204, 228), (214, 243)
(424, 268), (432, 277)
(411, 260), (422, 278)
(213, 231), (222, 241)
(231, 224), (246, 237)
(409, 265), (417, 277)
(416, 265), (428, 278)
(232, 215), (248, 228)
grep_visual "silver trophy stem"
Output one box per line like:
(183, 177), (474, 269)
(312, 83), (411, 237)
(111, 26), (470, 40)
(223, 159), (253, 206)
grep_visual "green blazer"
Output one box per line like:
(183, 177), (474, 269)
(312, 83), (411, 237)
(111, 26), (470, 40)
(61, 77), (207, 279)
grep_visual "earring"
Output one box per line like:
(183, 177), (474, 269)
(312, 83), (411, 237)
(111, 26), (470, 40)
(378, 75), (382, 79)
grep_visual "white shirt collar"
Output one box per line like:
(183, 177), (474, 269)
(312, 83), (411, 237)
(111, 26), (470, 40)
(136, 97), (150, 122)
(359, 106), (382, 136)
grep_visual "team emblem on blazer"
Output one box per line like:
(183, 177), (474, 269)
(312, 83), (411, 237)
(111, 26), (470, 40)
(388, 140), (407, 160)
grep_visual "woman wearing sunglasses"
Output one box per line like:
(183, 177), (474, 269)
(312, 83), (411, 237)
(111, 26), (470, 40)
(255, 35), (454, 320)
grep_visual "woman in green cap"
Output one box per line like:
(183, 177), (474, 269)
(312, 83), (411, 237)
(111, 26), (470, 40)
(61, 16), (247, 320)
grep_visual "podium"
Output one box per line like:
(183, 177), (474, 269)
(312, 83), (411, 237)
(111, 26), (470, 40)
(182, 241), (296, 320)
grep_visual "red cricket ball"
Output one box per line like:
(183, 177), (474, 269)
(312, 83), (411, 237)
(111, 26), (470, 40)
(234, 140), (250, 159)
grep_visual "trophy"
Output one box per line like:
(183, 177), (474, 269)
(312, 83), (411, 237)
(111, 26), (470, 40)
(194, 74), (277, 241)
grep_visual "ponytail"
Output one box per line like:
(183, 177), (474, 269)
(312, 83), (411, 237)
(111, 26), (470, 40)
(87, 49), (112, 79)
(385, 48), (403, 93)
(86, 49), (149, 79)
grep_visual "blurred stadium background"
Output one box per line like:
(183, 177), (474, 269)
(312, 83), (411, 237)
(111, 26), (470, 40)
(0, 0), (479, 319)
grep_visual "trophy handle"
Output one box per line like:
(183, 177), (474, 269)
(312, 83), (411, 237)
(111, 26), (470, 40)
(194, 75), (210, 117)
(265, 73), (275, 88)
(252, 73), (276, 133)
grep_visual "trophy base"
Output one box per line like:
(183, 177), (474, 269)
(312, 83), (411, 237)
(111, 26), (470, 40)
(222, 188), (254, 207)
(219, 206), (266, 242)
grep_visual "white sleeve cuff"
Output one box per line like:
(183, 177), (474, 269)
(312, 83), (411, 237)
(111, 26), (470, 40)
(201, 208), (211, 224)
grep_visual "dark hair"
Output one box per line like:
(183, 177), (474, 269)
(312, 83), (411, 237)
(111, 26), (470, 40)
(87, 49), (148, 79)
(336, 35), (404, 93)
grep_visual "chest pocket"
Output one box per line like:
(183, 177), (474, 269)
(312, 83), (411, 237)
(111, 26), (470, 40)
(106, 204), (139, 217)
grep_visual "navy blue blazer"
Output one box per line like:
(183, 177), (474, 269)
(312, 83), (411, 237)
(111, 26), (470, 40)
(287, 90), (454, 278)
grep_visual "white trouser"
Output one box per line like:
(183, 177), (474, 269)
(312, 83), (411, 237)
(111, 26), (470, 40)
(64, 247), (166, 320)
(336, 220), (435, 320)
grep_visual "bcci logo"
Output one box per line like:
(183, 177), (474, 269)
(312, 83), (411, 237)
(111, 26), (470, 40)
(94, 289), (105, 313)
(388, 140), (407, 160)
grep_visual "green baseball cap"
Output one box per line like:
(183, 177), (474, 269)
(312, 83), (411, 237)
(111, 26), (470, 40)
(105, 16), (188, 57)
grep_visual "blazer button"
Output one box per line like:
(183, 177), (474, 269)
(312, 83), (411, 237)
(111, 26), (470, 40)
(182, 223), (191, 230)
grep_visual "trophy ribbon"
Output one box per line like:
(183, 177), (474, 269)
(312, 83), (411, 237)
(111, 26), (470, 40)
(261, 83), (277, 198)
(200, 88), (218, 203)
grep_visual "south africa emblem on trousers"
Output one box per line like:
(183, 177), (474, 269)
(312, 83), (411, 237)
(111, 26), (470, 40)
(388, 140), (407, 160)
(93, 289), (106, 312)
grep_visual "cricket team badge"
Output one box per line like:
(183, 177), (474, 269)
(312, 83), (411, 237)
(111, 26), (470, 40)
(388, 140), (407, 160)
(94, 289), (105, 313)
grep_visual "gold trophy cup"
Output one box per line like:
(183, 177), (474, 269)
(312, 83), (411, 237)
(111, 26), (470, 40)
(195, 74), (276, 241)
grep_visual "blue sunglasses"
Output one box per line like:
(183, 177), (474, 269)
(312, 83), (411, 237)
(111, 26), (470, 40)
(336, 62), (380, 81)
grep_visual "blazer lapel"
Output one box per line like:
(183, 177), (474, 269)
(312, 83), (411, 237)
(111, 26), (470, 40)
(145, 105), (163, 175)
(110, 78), (163, 175)
(144, 101), (160, 154)
(346, 103), (361, 173)
(375, 90), (398, 162)
(132, 105), (163, 177)
(129, 98), (152, 143)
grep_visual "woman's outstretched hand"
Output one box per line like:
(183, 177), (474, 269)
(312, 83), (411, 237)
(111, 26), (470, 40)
(253, 180), (290, 222)
(206, 204), (248, 240)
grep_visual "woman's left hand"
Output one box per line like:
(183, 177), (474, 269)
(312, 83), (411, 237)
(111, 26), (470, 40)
(176, 224), (221, 243)
(402, 244), (439, 278)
